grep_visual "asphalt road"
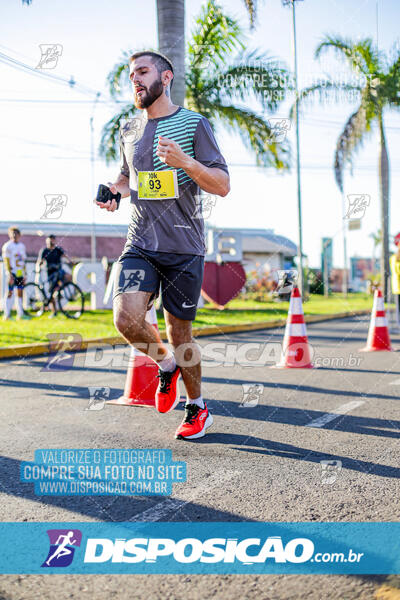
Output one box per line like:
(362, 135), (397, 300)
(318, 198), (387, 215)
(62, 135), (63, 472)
(1, 315), (399, 599)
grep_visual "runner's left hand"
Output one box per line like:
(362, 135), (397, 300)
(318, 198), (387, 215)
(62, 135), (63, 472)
(156, 136), (188, 168)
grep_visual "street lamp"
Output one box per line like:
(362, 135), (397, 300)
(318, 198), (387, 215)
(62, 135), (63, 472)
(282, 0), (304, 295)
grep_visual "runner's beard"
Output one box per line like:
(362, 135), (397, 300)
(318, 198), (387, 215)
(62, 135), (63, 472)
(134, 76), (164, 109)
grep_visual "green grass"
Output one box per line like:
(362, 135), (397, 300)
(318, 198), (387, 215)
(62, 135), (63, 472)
(194, 293), (374, 328)
(0, 293), (375, 348)
(0, 310), (118, 347)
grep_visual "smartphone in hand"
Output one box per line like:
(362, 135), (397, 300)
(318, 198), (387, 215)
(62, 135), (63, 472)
(96, 184), (121, 209)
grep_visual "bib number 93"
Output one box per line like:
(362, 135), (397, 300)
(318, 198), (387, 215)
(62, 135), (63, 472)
(137, 170), (179, 200)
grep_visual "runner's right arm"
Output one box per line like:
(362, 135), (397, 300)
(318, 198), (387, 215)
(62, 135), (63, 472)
(96, 132), (130, 212)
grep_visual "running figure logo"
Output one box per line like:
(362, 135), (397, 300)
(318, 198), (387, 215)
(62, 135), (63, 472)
(86, 386), (110, 411)
(42, 334), (82, 371)
(41, 194), (68, 220)
(121, 117), (143, 144)
(36, 44), (63, 70)
(239, 383), (264, 407)
(193, 194), (217, 219)
(345, 194), (370, 220)
(320, 460), (342, 485)
(275, 269), (298, 295)
(267, 118), (291, 143)
(41, 529), (82, 568)
(192, 44), (215, 69)
(122, 269), (145, 292)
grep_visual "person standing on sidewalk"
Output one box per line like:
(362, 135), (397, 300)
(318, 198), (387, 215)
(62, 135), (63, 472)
(2, 226), (30, 321)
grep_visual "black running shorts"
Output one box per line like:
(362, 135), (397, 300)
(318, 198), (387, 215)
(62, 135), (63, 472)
(113, 245), (205, 321)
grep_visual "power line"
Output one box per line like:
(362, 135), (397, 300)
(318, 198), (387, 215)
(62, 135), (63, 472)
(3, 95), (400, 132)
(0, 50), (100, 98)
(0, 133), (91, 154)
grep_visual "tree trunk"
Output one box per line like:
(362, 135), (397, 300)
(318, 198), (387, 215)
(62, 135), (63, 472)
(378, 115), (390, 301)
(156, 0), (185, 107)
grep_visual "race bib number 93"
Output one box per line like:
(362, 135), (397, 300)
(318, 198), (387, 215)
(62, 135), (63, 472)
(138, 170), (179, 200)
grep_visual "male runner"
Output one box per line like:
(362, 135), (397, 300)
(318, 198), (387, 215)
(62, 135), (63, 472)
(96, 51), (230, 440)
(2, 226), (29, 320)
(36, 234), (73, 316)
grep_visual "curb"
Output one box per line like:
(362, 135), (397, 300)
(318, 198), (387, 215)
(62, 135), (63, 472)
(0, 309), (371, 361)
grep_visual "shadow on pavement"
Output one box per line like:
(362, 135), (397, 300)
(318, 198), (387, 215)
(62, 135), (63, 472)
(203, 376), (400, 403)
(201, 398), (400, 439)
(0, 378), (122, 400)
(195, 433), (400, 478)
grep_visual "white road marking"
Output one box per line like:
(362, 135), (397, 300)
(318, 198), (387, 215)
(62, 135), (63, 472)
(306, 401), (365, 428)
(130, 498), (186, 522)
(389, 378), (400, 385)
(129, 470), (241, 522)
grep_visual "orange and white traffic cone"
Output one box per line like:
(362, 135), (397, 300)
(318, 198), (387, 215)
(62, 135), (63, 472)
(107, 305), (161, 407)
(360, 289), (393, 352)
(272, 286), (314, 368)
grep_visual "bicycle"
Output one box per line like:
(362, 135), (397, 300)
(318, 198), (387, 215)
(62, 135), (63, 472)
(23, 268), (85, 319)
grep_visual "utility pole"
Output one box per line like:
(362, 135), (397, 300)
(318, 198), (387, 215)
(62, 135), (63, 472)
(283, 0), (304, 295)
(322, 237), (332, 297)
(341, 190), (348, 296)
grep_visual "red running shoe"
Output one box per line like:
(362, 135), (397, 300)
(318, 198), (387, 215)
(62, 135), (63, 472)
(175, 403), (213, 440)
(155, 366), (181, 413)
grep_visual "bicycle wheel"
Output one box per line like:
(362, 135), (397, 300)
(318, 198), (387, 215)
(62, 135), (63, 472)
(57, 282), (84, 319)
(23, 283), (46, 317)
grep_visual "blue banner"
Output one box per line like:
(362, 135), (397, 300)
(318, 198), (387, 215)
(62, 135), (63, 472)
(0, 522), (399, 574)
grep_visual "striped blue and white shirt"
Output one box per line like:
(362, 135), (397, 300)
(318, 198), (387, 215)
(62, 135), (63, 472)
(119, 107), (228, 256)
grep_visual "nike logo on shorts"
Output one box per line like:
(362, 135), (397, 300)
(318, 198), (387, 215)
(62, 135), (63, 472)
(182, 302), (196, 308)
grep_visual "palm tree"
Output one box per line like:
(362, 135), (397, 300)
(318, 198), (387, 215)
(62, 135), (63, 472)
(157, 0), (185, 106)
(241, 0), (259, 29)
(297, 35), (400, 300)
(100, 0), (291, 171)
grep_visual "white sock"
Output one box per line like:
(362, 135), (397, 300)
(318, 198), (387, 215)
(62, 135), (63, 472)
(187, 395), (204, 409)
(157, 349), (177, 372)
(16, 296), (23, 317)
(4, 295), (13, 318)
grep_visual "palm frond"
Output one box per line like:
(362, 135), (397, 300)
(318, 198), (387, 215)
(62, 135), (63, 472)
(188, 0), (244, 73)
(200, 50), (291, 112)
(106, 50), (133, 99)
(206, 102), (291, 170)
(352, 39), (381, 73)
(383, 46), (400, 107)
(242, 0), (257, 29)
(316, 35), (379, 76)
(291, 80), (362, 119)
(334, 102), (373, 192)
(99, 103), (137, 163)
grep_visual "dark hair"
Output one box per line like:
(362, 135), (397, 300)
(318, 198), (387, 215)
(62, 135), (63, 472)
(47, 234), (56, 239)
(8, 226), (20, 235)
(129, 51), (174, 89)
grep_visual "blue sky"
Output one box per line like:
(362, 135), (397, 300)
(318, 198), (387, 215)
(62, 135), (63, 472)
(2, 0), (400, 267)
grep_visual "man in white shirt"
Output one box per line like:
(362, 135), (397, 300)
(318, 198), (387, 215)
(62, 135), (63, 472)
(2, 226), (29, 320)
